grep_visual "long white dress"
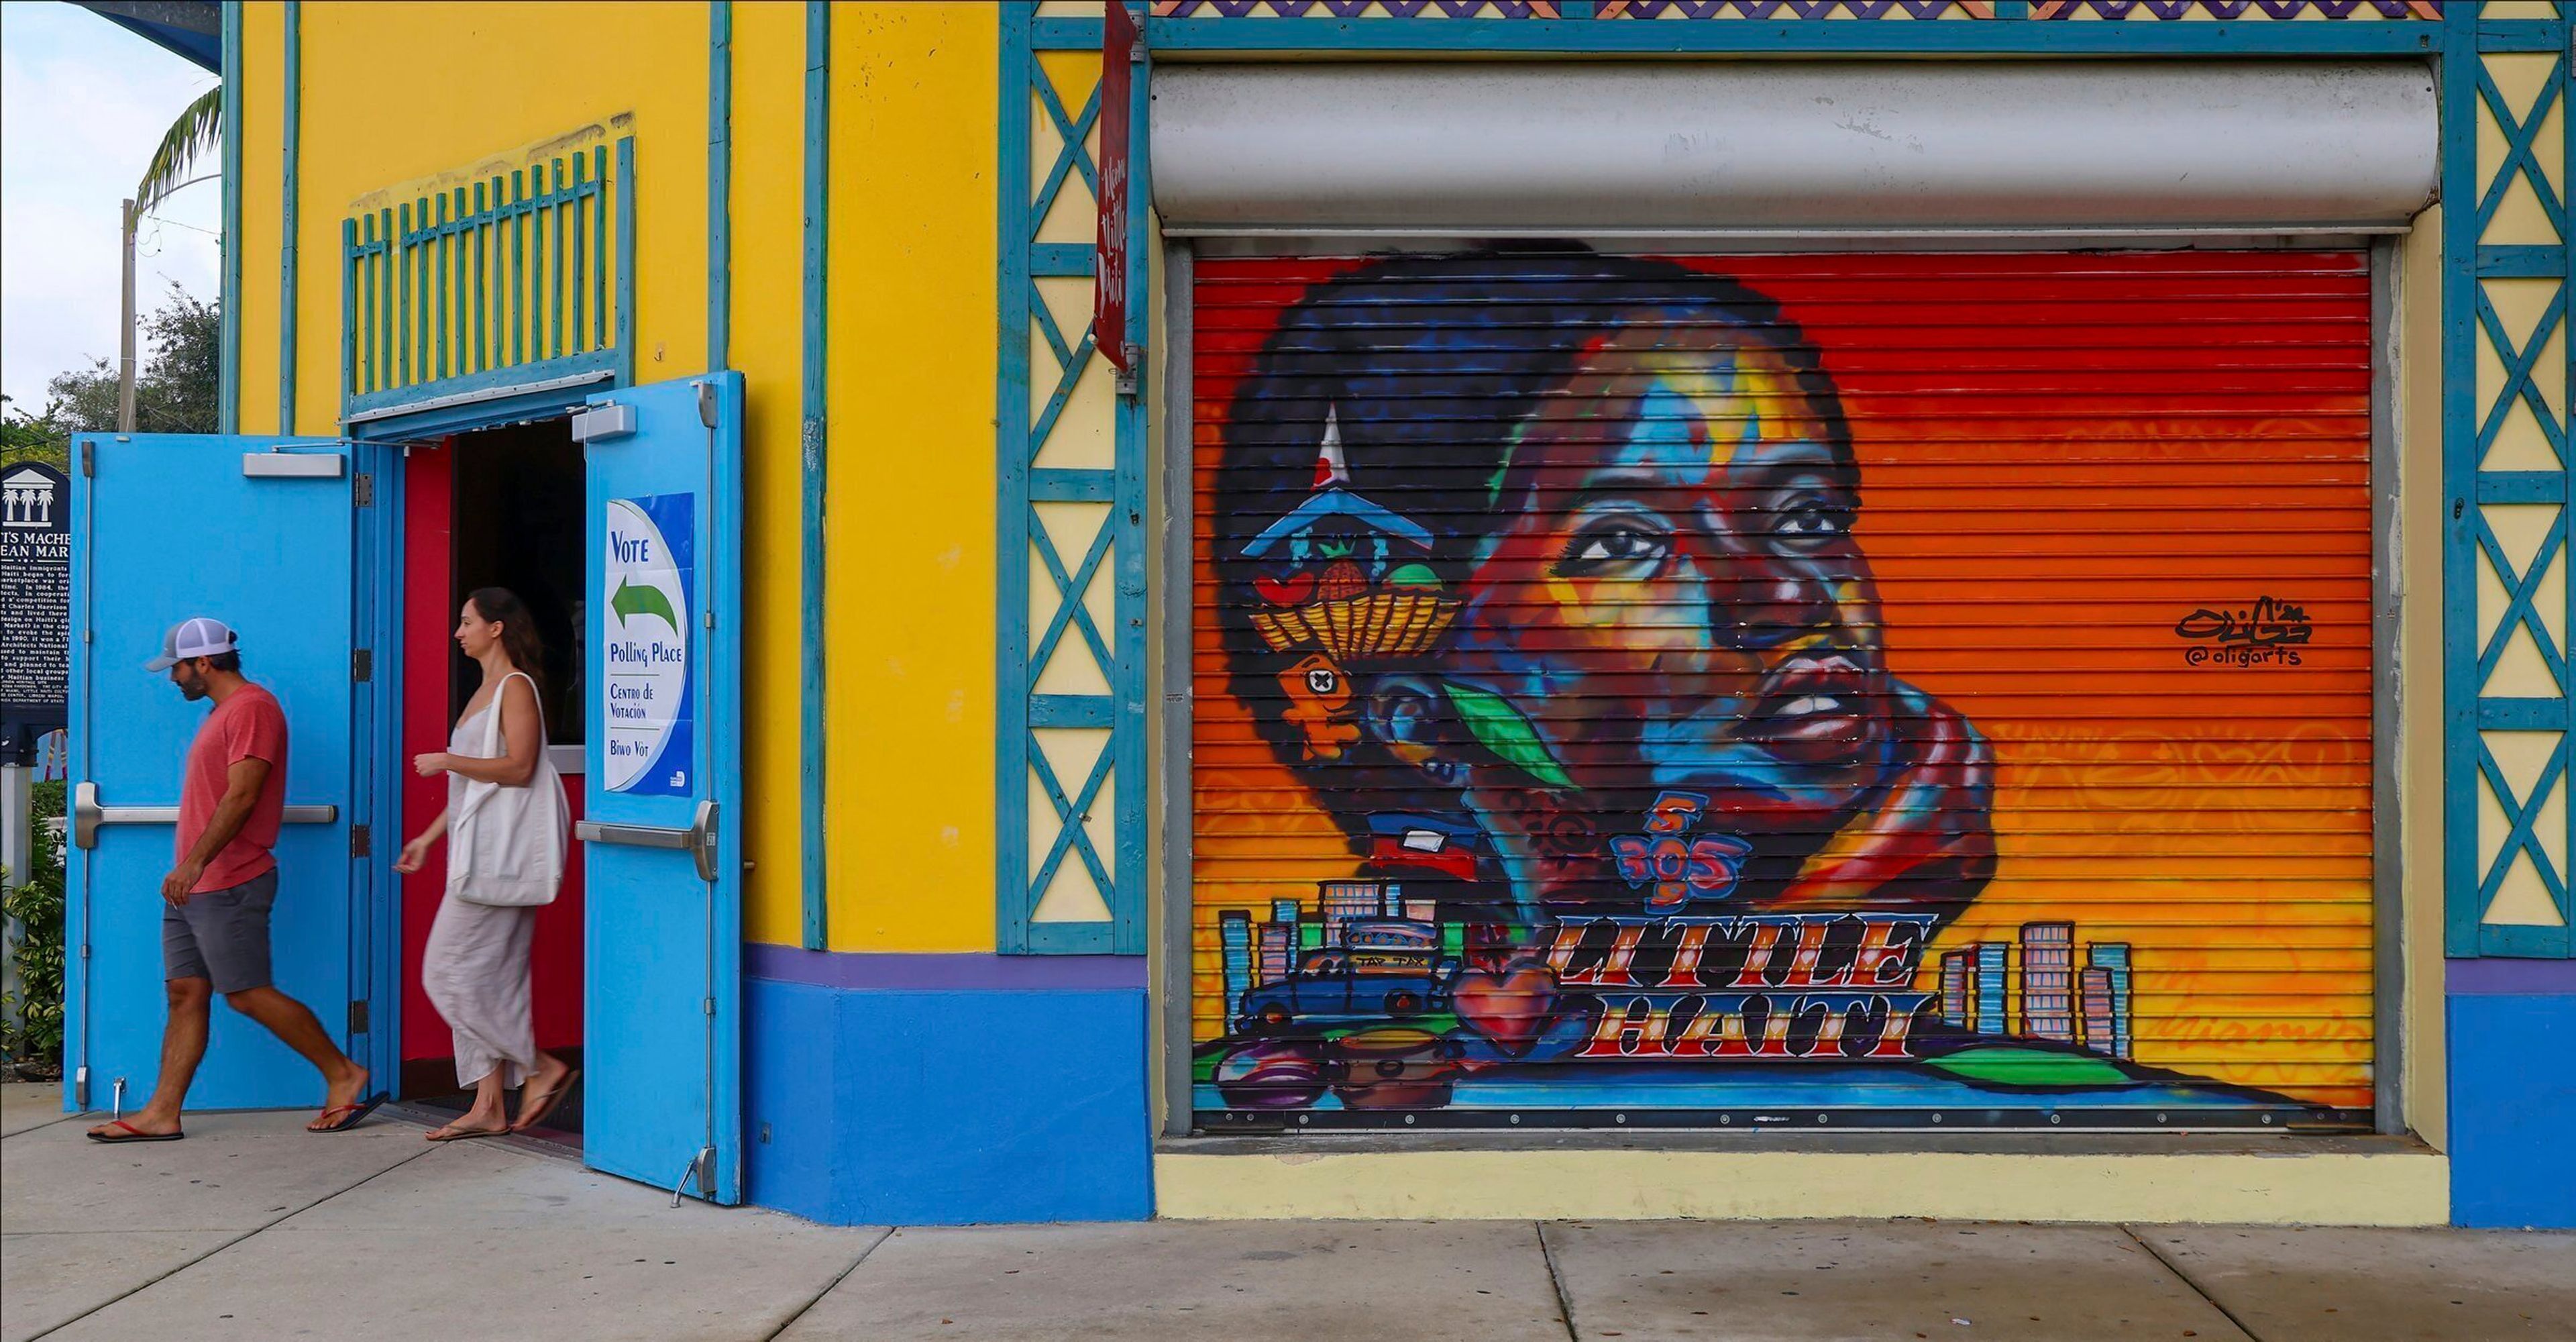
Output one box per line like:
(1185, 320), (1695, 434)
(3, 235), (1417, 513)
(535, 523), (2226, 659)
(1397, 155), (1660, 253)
(421, 699), (540, 1089)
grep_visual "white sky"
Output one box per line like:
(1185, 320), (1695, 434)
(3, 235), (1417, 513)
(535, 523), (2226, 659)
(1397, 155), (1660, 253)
(1, 0), (223, 414)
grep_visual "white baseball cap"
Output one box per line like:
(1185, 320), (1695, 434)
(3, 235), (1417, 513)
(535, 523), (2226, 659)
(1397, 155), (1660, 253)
(146, 617), (239, 672)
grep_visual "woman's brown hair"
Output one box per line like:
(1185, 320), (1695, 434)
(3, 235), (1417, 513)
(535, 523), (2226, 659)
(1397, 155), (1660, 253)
(466, 586), (547, 701)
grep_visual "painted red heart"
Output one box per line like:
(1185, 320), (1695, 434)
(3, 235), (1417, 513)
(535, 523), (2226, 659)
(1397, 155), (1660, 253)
(1451, 958), (1559, 1054)
(1254, 572), (1317, 607)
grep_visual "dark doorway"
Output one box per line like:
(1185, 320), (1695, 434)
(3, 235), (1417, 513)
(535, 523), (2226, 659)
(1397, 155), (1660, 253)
(396, 417), (588, 1145)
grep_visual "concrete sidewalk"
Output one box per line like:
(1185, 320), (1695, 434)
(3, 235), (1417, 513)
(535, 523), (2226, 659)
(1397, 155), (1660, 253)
(3, 1085), (2568, 1342)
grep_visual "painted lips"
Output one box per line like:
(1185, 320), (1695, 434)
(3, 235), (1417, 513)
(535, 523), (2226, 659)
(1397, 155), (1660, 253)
(1739, 652), (1882, 767)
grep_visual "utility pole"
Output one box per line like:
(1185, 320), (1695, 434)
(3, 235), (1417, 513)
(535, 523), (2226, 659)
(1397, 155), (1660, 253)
(117, 197), (138, 433)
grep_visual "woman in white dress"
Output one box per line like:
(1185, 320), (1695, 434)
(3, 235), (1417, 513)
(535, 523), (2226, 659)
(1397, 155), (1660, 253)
(394, 587), (576, 1141)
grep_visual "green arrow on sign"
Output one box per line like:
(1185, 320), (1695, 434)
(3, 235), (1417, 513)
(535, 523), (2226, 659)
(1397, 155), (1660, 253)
(611, 577), (679, 632)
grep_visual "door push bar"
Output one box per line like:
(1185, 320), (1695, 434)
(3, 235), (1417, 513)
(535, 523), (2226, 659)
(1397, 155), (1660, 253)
(576, 800), (720, 883)
(71, 782), (339, 850)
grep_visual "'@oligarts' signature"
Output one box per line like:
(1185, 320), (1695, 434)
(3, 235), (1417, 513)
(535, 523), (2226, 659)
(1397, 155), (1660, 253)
(2175, 596), (2312, 667)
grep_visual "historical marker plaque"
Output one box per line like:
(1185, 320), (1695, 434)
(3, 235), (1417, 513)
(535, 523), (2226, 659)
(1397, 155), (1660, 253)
(2, 461), (71, 741)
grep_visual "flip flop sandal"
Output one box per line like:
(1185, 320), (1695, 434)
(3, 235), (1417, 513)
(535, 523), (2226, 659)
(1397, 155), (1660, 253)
(426, 1124), (509, 1143)
(307, 1090), (391, 1133)
(511, 1068), (580, 1133)
(88, 1120), (184, 1143)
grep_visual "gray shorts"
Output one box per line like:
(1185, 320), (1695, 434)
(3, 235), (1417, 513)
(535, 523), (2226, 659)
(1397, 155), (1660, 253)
(162, 869), (278, 994)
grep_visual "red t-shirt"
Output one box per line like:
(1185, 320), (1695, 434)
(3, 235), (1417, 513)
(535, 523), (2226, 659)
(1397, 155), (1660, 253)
(177, 684), (289, 892)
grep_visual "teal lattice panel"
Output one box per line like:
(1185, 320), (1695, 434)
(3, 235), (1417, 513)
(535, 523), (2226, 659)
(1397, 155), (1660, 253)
(998, 5), (1148, 954)
(2447, 2), (2575, 958)
(339, 138), (634, 419)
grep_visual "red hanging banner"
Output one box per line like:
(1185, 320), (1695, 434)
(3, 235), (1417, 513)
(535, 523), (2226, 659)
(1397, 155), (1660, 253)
(1095, 0), (1137, 375)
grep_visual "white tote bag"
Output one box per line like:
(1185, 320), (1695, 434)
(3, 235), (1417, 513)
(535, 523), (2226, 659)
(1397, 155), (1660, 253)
(447, 671), (569, 907)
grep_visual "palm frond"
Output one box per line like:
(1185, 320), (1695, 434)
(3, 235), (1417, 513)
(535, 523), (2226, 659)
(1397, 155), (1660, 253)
(135, 87), (222, 213)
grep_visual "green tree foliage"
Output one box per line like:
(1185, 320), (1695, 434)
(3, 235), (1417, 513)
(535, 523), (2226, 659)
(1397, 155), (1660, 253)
(0, 396), (69, 470)
(23, 285), (223, 442)
(3, 780), (68, 1072)
(136, 87), (221, 216)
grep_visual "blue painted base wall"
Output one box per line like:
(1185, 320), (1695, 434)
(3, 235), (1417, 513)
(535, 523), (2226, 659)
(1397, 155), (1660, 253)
(2447, 990), (2576, 1229)
(744, 974), (1153, 1225)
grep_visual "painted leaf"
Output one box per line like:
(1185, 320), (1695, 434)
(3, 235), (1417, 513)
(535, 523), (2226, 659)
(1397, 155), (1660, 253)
(1442, 682), (1576, 790)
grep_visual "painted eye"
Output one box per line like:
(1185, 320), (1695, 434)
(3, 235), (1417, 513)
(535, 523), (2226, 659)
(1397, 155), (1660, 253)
(1773, 499), (1846, 546)
(1559, 521), (1671, 577)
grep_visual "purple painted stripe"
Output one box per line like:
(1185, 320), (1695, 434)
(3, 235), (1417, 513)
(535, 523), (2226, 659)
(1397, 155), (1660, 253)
(745, 943), (1148, 992)
(2449, 957), (2576, 995)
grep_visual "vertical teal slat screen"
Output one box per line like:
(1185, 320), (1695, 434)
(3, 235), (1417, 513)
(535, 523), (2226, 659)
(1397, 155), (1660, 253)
(2445, 3), (2575, 958)
(998, 3), (1148, 954)
(339, 136), (632, 415)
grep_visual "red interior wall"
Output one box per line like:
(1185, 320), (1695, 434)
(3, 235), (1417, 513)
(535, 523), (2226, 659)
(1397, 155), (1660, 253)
(400, 442), (586, 1069)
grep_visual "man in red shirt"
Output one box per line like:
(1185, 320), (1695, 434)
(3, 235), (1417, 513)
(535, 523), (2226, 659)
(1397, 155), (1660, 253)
(87, 618), (384, 1142)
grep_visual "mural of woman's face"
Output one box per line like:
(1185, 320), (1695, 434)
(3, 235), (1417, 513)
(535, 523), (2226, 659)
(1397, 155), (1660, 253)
(1425, 323), (1898, 910)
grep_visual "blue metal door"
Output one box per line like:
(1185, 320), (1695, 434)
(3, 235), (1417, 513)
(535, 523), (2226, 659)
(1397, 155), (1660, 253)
(66, 436), (373, 1114)
(574, 373), (743, 1203)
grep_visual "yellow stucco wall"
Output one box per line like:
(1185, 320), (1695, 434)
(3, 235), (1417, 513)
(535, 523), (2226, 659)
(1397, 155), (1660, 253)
(233, 1), (1002, 950)
(270, 0), (713, 440)
(733, 0), (810, 945)
(822, 5), (1002, 951)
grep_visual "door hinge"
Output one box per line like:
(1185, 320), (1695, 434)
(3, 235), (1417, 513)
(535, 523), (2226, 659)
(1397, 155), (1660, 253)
(347, 1000), (370, 1035)
(350, 823), (371, 858)
(79, 442), (95, 476)
(697, 380), (718, 428)
(703, 996), (716, 1017)
(352, 650), (372, 682)
(352, 472), (375, 507)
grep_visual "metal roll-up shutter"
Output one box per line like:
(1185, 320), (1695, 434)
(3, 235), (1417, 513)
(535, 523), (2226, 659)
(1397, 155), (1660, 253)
(1189, 250), (2375, 1131)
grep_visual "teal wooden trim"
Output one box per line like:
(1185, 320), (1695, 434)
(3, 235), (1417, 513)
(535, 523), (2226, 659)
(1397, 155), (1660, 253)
(1134, 16), (2438, 56)
(510, 176), (525, 368)
(435, 191), (450, 380)
(1031, 695), (1114, 729)
(1030, 467), (1115, 501)
(800, 0), (830, 950)
(616, 137), (637, 389)
(279, 1), (299, 433)
(708, 0), (733, 371)
(530, 164), (546, 368)
(472, 181), (488, 372)
(395, 203), (411, 389)
(592, 144), (608, 354)
(343, 350), (617, 440)
(219, 0), (241, 434)
(337, 217), (354, 417)
(549, 160), (564, 361)
(2443, 3), (2482, 958)
(339, 136), (627, 417)
(1000, 3), (1148, 955)
(1026, 921), (1116, 956)
(2445, 5), (2576, 958)
(571, 154), (588, 355)
(1112, 0), (1149, 956)
(344, 349), (617, 416)
(1030, 15), (1101, 49)
(998, 2), (1035, 954)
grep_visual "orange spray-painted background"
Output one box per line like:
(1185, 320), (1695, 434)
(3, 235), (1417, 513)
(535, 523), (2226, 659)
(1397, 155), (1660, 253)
(1191, 252), (2374, 1110)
